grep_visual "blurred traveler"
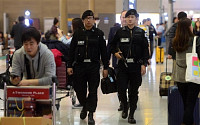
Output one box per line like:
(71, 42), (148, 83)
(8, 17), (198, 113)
(0, 31), (5, 55)
(107, 10), (127, 111)
(157, 23), (165, 46)
(165, 17), (178, 53)
(58, 18), (84, 109)
(173, 17), (179, 24)
(50, 17), (59, 40)
(147, 18), (157, 59)
(167, 11), (187, 59)
(135, 13), (139, 26)
(193, 20), (200, 37)
(57, 18), (84, 48)
(0, 31), (5, 46)
(10, 16), (27, 50)
(173, 17), (200, 125)
(139, 19), (149, 41)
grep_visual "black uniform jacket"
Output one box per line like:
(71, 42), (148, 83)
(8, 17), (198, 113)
(110, 26), (149, 71)
(68, 26), (109, 69)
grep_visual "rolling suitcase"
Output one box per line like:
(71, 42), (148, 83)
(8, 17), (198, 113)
(156, 46), (164, 63)
(168, 86), (199, 125)
(56, 62), (68, 89)
(159, 58), (174, 96)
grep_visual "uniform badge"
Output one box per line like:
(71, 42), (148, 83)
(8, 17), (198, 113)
(78, 41), (85, 45)
(120, 38), (130, 42)
(126, 58), (134, 63)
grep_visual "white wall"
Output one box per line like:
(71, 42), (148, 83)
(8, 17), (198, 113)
(163, 0), (200, 16)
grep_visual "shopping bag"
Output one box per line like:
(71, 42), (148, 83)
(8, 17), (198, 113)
(185, 36), (200, 84)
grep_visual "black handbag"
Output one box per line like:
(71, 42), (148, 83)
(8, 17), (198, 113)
(0, 54), (15, 89)
(101, 67), (117, 94)
(0, 66), (11, 89)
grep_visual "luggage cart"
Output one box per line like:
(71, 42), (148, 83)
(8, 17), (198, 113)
(55, 61), (77, 110)
(3, 77), (57, 125)
(55, 86), (76, 110)
(4, 54), (76, 111)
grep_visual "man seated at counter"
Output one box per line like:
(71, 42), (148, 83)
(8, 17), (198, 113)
(10, 27), (56, 86)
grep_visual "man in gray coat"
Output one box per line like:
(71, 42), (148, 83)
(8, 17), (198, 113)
(10, 27), (56, 86)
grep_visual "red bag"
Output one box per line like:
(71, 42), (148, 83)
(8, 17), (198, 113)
(51, 49), (63, 67)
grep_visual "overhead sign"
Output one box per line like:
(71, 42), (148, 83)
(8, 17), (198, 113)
(129, 0), (136, 9)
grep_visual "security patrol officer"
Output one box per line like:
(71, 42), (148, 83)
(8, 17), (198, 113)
(111, 9), (149, 124)
(67, 10), (109, 125)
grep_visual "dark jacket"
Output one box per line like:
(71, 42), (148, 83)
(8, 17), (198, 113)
(194, 29), (200, 37)
(167, 23), (177, 59)
(10, 22), (27, 49)
(107, 25), (121, 68)
(42, 40), (69, 62)
(110, 26), (149, 72)
(68, 26), (109, 69)
(148, 24), (157, 41)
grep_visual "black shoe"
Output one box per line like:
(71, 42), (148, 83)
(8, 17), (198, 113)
(122, 110), (128, 119)
(128, 117), (136, 124)
(88, 112), (95, 125)
(80, 109), (87, 120)
(118, 104), (123, 111)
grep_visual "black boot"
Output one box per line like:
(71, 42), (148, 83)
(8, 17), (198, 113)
(128, 117), (136, 124)
(88, 112), (95, 125)
(80, 108), (87, 120)
(122, 108), (128, 119)
(128, 111), (136, 124)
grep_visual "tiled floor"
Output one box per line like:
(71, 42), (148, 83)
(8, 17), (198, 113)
(0, 53), (173, 125)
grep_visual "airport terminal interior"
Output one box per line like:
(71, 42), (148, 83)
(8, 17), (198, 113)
(0, 0), (200, 125)
(0, 49), (171, 125)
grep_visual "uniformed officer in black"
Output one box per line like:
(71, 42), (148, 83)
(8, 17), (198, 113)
(111, 9), (149, 124)
(67, 10), (109, 125)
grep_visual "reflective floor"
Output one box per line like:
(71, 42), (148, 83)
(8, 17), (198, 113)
(0, 52), (172, 125)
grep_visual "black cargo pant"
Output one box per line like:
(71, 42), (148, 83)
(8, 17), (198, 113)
(177, 82), (200, 125)
(117, 68), (142, 113)
(73, 62), (100, 112)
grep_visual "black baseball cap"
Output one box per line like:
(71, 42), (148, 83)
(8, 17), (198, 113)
(125, 9), (139, 18)
(82, 10), (94, 20)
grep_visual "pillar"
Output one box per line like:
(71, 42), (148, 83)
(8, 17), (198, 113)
(89, 0), (95, 12)
(59, 0), (68, 35)
(123, 0), (129, 11)
(168, 0), (174, 28)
